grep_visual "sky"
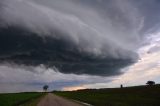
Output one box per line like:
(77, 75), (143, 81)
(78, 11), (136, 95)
(0, 0), (160, 92)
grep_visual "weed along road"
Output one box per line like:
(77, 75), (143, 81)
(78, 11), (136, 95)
(37, 93), (83, 106)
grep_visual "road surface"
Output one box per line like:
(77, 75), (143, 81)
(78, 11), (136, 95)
(37, 93), (83, 106)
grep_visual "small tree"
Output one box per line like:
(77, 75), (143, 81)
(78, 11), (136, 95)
(146, 81), (155, 86)
(120, 84), (123, 88)
(43, 85), (49, 92)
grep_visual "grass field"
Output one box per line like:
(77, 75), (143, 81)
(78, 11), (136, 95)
(0, 92), (43, 106)
(54, 85), (160, 106)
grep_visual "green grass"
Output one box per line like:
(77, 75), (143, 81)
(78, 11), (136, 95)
(54, 85), (160, 106)
(0, 92), (43, 106)
(20, 93), (46, 106)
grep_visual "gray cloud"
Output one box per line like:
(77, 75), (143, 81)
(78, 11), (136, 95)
(0, 0), (159, 77)
(0, 26), (135, 76)
(148, 46), (160, 54)
(0, 64), (113, 92)
(0, 0), (142, 56)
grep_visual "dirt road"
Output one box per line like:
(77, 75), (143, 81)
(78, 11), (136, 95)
(37, 93), (83, 106)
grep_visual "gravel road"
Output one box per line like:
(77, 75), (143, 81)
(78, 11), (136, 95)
(37, 93), (83, 106)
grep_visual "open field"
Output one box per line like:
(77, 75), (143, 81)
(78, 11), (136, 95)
(54, 85), (160, 106)
(0, 92), (43, 106)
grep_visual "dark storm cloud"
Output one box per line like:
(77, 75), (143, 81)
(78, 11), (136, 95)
(0, 26), (134, 76)
(1, 0), (159, 76)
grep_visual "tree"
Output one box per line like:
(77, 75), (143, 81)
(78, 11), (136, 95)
(146, 81), (155, 86)
(43, 85), (49, 92)
(120, 84), (123, 88)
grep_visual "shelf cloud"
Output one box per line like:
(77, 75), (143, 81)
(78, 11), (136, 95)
(0, 0), (159, 76)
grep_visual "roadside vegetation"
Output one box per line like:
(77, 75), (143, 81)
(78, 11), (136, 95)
(54, 84), (160, 106)
(0, 92), (43, 106)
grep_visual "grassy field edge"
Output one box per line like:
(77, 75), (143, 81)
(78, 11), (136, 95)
(54, 84), (160, 106)
(20, 93), (47, 106)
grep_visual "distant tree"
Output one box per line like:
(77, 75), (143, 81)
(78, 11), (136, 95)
(43, 85), (49, 92)
(146, 81), (155, 86)
(120, 84), (123, 88)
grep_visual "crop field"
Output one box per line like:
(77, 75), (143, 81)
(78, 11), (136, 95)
(0, 92), (43, 106)
(54, 85), (160, 106)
